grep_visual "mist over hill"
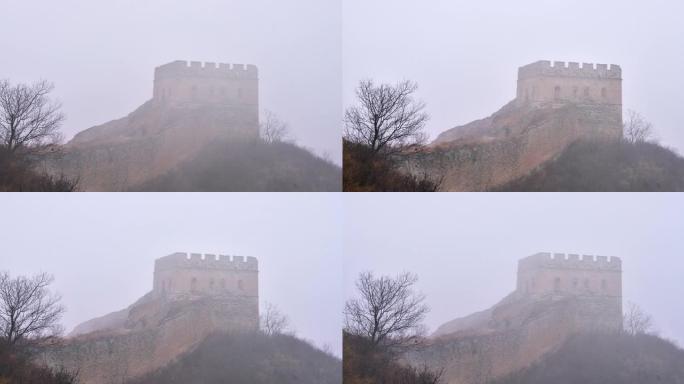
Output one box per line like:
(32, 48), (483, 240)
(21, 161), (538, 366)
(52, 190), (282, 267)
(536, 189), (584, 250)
(489, 333), (684, 384)
(495, 140), (684, 191)
(128, 332), (342, 384)
(133, 139), (341, 191)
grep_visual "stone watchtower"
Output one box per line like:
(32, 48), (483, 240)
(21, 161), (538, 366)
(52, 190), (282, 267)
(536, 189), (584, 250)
(517, 60), (623, 139)
(152, 60), (259, 137)
(153, 252), (258, 300)
(516, 252), (623, 331)
(153, 60), (258, 108)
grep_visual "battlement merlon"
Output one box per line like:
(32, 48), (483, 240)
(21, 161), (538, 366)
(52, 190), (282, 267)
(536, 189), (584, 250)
(154, 252), (258, 272)
(518, 60), (622, 80)
(518, 252), (622, 272)
(154, 60), (258, 80)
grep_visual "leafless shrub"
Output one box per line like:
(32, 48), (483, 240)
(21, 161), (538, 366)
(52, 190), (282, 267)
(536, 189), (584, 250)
(623, 109), (655, 144)
(261, 110), (291, 143)
(260, 302), (291, 336)
(623, 302), (654, 336)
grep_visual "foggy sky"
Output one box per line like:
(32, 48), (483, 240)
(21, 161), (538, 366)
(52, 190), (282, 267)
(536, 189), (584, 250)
(0, 193), (343, 356)
(0, 0), (342, 162)
(344, 0), (684, 153)
(344, 193), (684, 347)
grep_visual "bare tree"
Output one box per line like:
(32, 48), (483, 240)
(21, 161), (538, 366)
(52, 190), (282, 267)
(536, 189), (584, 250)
(344, 271), (428, 348)
(0, 80), (65, 152)
(345, 80), (429, 154)
(623, 302), (654, 335)
(623, 109), (655, 144)
(260, 110), (290, 143)
(260, 302), (290, 336)
(0, 272), (65, 346)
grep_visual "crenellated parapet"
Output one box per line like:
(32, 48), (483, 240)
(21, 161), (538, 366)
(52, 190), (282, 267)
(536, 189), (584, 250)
(519, 61), (622, 80)
(154, 60), (258, 80)
(517, 251), (623, 301)
(519, 252), (622, 271)
(152, 60), (260, 114)
(154, 252), (258, 272)
(153, 252), (259, 299)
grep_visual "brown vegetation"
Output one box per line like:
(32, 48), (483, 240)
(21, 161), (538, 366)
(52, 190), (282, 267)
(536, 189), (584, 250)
(343, 332), (443, 384)
(0, 343), (78, 384)
(0, 148), (77, 191)
(343, 140), (440, 191)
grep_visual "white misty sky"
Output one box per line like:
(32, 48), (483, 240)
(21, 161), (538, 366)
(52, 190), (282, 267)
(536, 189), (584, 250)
(0, 193), (343, 356)
(0, 0), (342, 163)
(344, 193), (684, 347)
(344, 0), (684, 153)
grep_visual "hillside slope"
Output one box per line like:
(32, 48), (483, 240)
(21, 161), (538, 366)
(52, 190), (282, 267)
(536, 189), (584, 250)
(134, 139), (341, 191)
(495, 140), (684, 191)
(490, 333), (684, 384)
(128, 332), (341, 384)
(38, 99), (340, 191)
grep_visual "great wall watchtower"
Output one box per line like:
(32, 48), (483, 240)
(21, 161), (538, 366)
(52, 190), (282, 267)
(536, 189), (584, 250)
(153, 252), (258, 300)
(153, 60), (258, 108)
(516, 252), (623, 331)
(517, 61), (622, 107)
(517, 60), (623, 139)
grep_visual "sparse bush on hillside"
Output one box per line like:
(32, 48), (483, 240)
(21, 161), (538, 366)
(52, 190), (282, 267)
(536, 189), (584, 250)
(495, 139), (684, 191)
(0, 147), (78, 191)
(133, 138), (341, 191)
(0, 343), (79, 384)
(127, 332), (341, 384)
(343, 140), (441, 191)
(343, 332), (443, 384)
(489, 332), (684, 384)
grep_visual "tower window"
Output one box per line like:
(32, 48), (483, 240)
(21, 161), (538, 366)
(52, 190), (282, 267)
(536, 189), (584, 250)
(601, 279), (607, 290)
(601, 88), (607, 98)
(209, 279), (215, 290)
(554, 86), (561, 100)
(220, 279), (226, 289)
(191, 277), (198, 292)
(584, 87), (590, 97)
(554, 277), (561, 291)
(238, 280), (244, 291)
(584, 279), (590, 289)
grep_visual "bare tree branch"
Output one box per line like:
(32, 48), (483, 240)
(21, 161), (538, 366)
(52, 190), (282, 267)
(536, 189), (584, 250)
(260, 302), (291, 336)
(0, 271), (65, 346)
(344, 271), (428, 349)
(623, 110), (655, 144)
(260, 110), (290, 143)
(623, 301), (654, 336)
(344, 80), (429, 154)
(0, 80), (65, 152)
